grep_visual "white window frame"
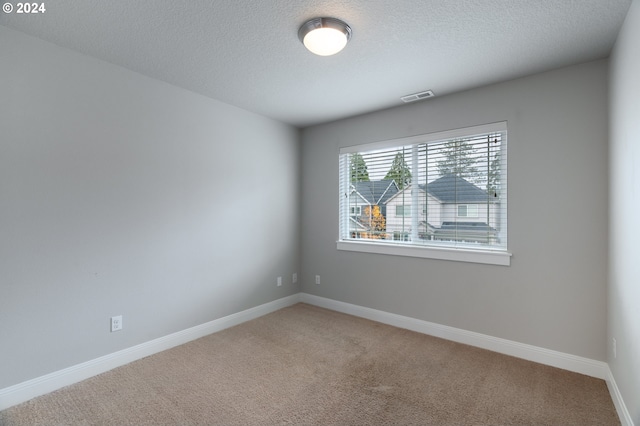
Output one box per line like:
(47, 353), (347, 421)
(337, 122), (511, 266)
(350, 206), (362, 216)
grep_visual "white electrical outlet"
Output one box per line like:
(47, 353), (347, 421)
(277, 276), (282, 287)
(292, 273), (297, 284)
(315, 275), (321, 285)
(613, 338), (617, 359)
(111, 315), (123, 332)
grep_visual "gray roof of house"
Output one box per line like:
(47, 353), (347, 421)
(352, 179), (399, 205)
(421, 174), (489, 203)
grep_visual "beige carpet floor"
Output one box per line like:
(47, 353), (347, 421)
(0, 303), (620, 425)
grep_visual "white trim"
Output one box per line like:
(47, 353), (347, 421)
(606, 367), (635, 426)
(337, 240), (511, 266)
(299, 293), (608, 379)
(0, 294), (301, 411)
(340, 121), (507, 154)
(2, 292), (631, 426)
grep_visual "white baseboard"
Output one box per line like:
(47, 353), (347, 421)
(300, 293), (609, 379)
(300, 293), (638, 424)
(606, 367), (635, 426)
(2, 292), (633, 425)
(0, 294), (301, 411)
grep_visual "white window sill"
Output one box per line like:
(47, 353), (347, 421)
(336, 240), (511, 266)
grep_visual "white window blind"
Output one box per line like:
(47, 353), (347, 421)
(339, 122), (508, 256)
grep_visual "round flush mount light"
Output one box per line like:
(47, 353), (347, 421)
(298, 17), (352, 56)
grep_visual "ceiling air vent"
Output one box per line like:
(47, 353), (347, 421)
(401, 90), (435, 103)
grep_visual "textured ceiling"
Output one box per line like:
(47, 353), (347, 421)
(0, 0), (632, 127)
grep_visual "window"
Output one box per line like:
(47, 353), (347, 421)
(457, 205), (478, 218)
(338, 122), (510, 266)
(350, 206), (362, 216)
(396, 205), (411, 216)
(393, 231), (410, 241)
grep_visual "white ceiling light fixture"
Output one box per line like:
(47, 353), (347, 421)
(298, 17), (352, 56)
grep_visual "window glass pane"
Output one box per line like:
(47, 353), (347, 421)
(339, 122), (507, 253)
(396, 205), (411, 216)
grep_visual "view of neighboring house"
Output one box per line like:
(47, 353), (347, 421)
(347, 179), (399, 238)
(350, 174), (501, 244)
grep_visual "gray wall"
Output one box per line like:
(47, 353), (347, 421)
(0, 26), (300, 389)
(301, 59), (609, 361)
(1, 14), (627, 409)
(609, 0), (640, 422)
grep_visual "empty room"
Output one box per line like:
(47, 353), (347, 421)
(1, 1), (639, 425)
